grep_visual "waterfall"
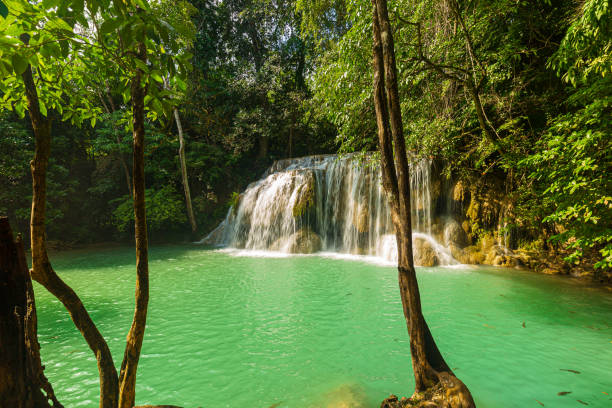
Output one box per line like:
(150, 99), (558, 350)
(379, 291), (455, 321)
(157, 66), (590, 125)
(202, 154), (459, 266)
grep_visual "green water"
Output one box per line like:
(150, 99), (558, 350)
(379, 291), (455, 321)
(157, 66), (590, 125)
(35, 246), (612, 407)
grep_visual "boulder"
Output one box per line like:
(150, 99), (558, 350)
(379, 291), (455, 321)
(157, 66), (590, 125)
(413, 237), (439, 267)
(450, 244), (485, 265)
(484, 244), (515, 265)
(272, 228), (322, 254)
(443, 219), (469, 248)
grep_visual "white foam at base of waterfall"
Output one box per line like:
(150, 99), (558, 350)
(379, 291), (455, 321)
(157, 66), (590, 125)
(216, 248), (472, 269)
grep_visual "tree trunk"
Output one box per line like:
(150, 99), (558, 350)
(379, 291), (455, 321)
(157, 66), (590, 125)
(465, 80), (502, 154)
(118, 144), (134, 199)
(118, 41), (150, 408)
(19, 38), (119, 408)
(371, 2), (475, 406)
(0, 217), (62, 408)
(174, 108), (197, 233)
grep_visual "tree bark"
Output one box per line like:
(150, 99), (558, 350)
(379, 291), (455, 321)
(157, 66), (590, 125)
(118, 40), (150, 408)
(465, 80), (502, 153)
(371, 2), (475, 406)
(174, 108), (197, 233)
(20, 38), (119, 408)
(119, 142), (134, 199)
(0, 217), (62, 408)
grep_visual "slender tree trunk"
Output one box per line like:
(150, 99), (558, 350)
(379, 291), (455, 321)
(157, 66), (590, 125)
(118, 41), (150, 408)
(19, 38), (119, 408)
(371, 2), (475, 406)
(0, 217), (62, 408)
(118, 144), (134, 199)
(174, 108), (197, 233)
(465, 80), (502, 153)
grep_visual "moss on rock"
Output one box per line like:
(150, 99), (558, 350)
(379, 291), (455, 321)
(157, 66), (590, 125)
(292, 172), (315, 218)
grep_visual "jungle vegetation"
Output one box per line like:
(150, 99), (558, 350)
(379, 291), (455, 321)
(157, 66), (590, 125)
(0, 0), (610, 406)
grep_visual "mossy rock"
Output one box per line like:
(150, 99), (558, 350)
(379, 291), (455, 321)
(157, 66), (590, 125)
(292, 171), (315, 217)
(451, 244), (485, 264)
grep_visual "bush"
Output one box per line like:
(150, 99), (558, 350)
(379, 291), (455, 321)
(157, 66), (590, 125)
(112, 186), (187, 234)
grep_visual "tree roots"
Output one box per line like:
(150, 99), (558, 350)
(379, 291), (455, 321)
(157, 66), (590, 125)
(381, 372), (475, 408)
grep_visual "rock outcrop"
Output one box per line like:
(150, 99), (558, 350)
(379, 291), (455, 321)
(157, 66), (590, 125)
(443, 219), (469, 248)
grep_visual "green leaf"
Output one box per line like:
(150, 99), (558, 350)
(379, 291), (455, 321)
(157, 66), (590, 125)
(0, 1), (7, 18)
(47, 17), (73, 32)
(11, 54), (27, 75)
(14, 100), (24, 118)
(134, 58), (148, 72)
(175, 77), (186, 92)
(43, 0), (62, 8)
(39, 98), (47, 116)
(100, 18), (121, 36)
(150, 70), (163, 83)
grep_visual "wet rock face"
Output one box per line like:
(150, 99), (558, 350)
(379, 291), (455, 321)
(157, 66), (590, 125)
(413, 238), (439, 267)
(443, 219), (469, 248)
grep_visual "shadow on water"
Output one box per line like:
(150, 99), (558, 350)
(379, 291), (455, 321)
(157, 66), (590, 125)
(41, 243), (200, 272)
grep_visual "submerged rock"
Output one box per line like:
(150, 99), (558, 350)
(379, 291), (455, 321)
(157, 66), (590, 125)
(317, 383), (368, 408)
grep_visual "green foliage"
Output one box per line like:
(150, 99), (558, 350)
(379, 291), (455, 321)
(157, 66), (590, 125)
(549, 0), (611, 86)
(519, 0), (612, 270)
(0, 0), (104, 126)
(112, 186), (187, 233)
(0, 1), (8, 19)
(0, 112), (31, 231)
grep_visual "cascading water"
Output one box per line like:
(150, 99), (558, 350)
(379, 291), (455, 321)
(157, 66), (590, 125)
(202, 154), (459, 266)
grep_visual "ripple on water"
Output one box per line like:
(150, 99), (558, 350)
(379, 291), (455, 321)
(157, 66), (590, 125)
(35, 246), (612, 408)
